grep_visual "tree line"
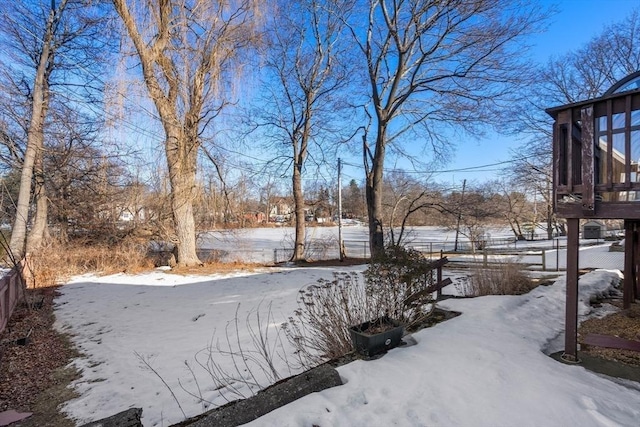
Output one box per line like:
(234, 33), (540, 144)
(0, 1), (636, 266)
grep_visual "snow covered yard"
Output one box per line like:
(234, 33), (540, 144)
(53, 242), (640, 427)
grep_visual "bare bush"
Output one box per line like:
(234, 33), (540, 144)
(282, 273), (378, 367)
(304, 234), (338, 261)
(363, 246), (437, 328)
(135, 302), (293, 418)
(284, 247), (441, 366)
(464, 261), (534, 296)
(188, 303), (292, 405)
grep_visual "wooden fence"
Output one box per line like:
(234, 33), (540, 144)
(433, 249), (550, 271)
(0, 259), (27, 335)
(272, 240), (557, 271)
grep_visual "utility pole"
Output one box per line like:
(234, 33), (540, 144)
(454, 179), (466, 252)
(338, 158), (345, 260)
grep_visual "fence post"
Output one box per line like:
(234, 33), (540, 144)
(541, 249), (546, 271)
(437, 251), (443, 300)
(273, 249), (278, 264)
(483, 249), (488, 267)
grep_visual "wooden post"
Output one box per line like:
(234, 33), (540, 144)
(541, 249), (546, 271)
(631, 220), (640, 302)
(437, 251), (443, 300)
(563, 218), (580, 362)
(624, 220), (634, 309)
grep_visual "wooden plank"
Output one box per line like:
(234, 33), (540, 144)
(426, 257), (449, 269)
(403, 278), (453, 306)
(634, 221), (640, 301)
(565, 218), (580, 361)
(553, 120), (558, 212)
(582, 333), (640, 353)
(625, 96), (632, 188)
(567, 109), (574, 189)
(607, 99), (614, 188)
(581, 105), (595, 215)
(557, 202), (640, 219)
(437, 260), (443, 300)
(625, 219), (634, 309)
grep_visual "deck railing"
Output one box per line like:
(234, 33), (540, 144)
(0, 259), (27, 334)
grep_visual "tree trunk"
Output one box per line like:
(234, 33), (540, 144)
(366, 131), (386, 259)
(26, 149), (49, 253)
(9, 25), (52, 259)
(291, 162), (305, 262)
(166, 131), (201, 267)
(10, 131), (39, 259)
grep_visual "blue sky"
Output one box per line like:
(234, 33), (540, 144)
(433, 0), (640, 186)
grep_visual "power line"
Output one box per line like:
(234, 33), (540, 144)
(341, 155), (530, 175)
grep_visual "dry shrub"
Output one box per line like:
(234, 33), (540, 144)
(304, 234), (338, 261)
(26, 237), (153, 287)
(283, 272), (377, 367)
(283, 246), (441, 367)
(363, 245), (437, 327)
(464, 261), (534, 296)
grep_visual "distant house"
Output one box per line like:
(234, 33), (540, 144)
(118, 206), (147, 223)
(269, 199), (293, 221)
(244, 211), (266, 224)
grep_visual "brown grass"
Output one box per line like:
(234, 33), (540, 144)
(24, 238), (270, 287)
(463, 261), (535, 296)
(25, 237), (154, 287)
(169, 260), (265, 275)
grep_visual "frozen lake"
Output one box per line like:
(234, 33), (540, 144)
(195, 225), (621, 271)
(197, 225), (517, 263)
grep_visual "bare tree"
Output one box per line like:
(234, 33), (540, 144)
(253, 0), (353, 261)
(497, 181), (530, 241)
(259, 178), (281, 224)
(1, 0), (108, 258)
(443, 183), (501, 251)
(342, 179), (365, 220)
(45, 105), (129, 241)
(508, 9), (640, 239)
(349, 0), (546, 257)
(383, 171), (446, 245)
(112, 0), (261, 266)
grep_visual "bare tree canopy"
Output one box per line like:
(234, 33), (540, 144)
(348, 0), (548, 256)
(250, 0), (353, 261)
(507, 8), (640, 239)
(1, 0), (110, 258)
(112, 0), (263, 266)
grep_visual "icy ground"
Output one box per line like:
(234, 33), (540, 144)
(54, 227), (640, 426)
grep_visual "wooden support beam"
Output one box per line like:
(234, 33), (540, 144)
(436, 258), (443, 300)
(624, 219), (634, 309)
(580, 106), (595, 215)
(634, 221), (640, 302)
(564, 218), (580, 362)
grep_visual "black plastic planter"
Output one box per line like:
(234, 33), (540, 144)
(349, 316), (404, 358)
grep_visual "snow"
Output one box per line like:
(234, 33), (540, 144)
(53, 227), (640, 427)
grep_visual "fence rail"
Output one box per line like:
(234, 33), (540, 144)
(0, 259), (27, 335)
(434, 249), (549, 271)
(272, 239), (566, 271)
